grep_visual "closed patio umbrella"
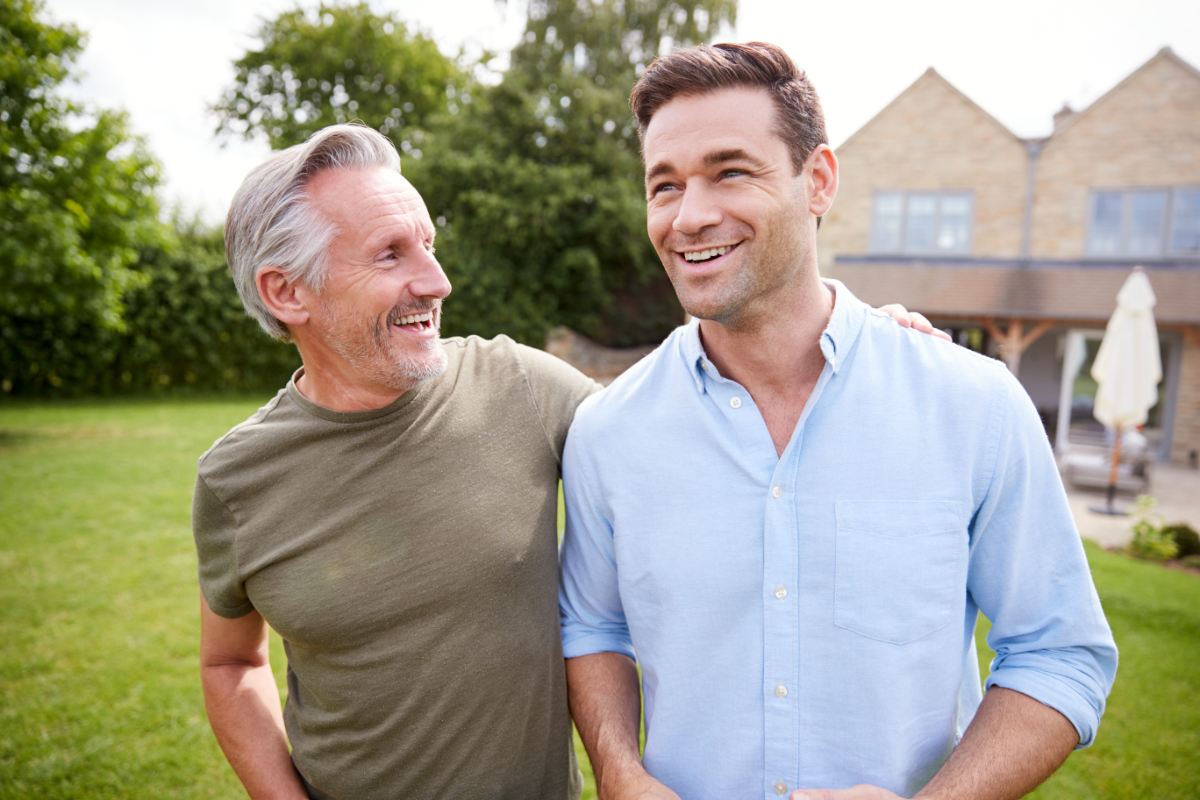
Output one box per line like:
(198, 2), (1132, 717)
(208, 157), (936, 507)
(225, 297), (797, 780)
(1090, 268), (1162, 513)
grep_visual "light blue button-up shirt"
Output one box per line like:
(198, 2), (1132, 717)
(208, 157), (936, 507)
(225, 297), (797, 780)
(559, 282), (1117, 800)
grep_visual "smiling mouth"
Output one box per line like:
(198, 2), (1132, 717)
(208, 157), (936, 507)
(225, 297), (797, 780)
(388, 309), (437, 332)
(681, 244), (735, 263)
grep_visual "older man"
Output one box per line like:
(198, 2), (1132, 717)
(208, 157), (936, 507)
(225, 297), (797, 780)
(194, 125), (598, 800)
(559, 43), (1117, 800)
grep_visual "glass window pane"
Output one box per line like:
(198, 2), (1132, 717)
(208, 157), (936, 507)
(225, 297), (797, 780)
(1171, 189), (1200, 256)
(936, 194), (972, 252)
(1127, 191), (1166, 256)
(1087, 191), (1122, 255)
(905, 194), (937, 252)
(871, 192), (903, 252)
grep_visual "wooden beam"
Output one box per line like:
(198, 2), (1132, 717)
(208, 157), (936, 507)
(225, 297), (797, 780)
(1019, 320), (1055, 351)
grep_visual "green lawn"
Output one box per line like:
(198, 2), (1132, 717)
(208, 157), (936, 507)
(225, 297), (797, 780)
(1, 399), (1196, 798)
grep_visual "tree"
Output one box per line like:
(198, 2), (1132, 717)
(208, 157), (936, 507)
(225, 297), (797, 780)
(0, 0), (167, 394)
(412, 0), (737, 347)
(213, 2), (462, 151)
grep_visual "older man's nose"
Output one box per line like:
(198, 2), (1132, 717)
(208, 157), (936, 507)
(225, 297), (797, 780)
(411, 248), (452, 300)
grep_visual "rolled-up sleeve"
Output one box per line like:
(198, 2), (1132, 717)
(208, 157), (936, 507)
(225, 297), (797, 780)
(559, 399), (636, 661)
(969, 371), (1118, 748)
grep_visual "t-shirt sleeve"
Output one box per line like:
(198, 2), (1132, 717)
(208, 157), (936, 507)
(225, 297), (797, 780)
(968, 368), (1118, 748)
(516, 344), (603, 462)
(192, 471), (254, 619)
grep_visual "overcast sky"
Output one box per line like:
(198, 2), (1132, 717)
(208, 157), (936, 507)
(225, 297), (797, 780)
(42, 0), (1200, 223)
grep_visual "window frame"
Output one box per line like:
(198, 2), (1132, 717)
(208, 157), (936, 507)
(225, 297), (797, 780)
(1084, 186), (1200, 259)
(869, 189), (975, 256)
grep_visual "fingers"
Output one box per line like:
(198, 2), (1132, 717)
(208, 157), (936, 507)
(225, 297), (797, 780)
(875, 304), (954, 342)
(909, 312), (953, 341)
(876, 303), (912, 327)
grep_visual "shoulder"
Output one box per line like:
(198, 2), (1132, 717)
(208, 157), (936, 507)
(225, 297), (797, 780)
(197, 386), (292, 475)
(441, 334), (600, 397)
(570, 326), (688, 436)
(855, 309), (1016, 398)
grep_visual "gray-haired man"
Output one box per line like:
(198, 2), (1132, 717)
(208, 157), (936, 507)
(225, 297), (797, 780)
(195, 125), (596, 800)
(194, 123), (942, 799)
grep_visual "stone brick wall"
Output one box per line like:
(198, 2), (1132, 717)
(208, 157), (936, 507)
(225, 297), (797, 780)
(819, 69), (1029, 271)
(1171, 336), (1200, 466)
(1031, 52), (1200, 259)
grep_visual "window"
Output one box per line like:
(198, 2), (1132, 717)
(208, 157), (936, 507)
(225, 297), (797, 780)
(1086, 187), (1200, 258)
(871, 191), (973, 254)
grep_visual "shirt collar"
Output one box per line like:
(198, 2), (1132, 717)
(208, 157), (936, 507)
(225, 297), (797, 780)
(676, 278), (868, 394)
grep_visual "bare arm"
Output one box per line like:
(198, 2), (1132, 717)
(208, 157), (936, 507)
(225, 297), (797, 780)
(566, 652), (680, 800)
(199, 591), (309, 800)
(790, 687), (1079, 800)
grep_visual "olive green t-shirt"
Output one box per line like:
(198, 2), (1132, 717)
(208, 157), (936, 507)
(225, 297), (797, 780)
(193, 335), (599, 800)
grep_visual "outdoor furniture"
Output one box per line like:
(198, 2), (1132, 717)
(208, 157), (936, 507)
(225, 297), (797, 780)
(1061, 431), (1153, 495)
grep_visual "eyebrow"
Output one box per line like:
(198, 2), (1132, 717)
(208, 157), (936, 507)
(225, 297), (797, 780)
(645, 148), (769, 185)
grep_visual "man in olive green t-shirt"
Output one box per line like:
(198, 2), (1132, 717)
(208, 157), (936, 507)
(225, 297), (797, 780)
(195, 125), (596, 799)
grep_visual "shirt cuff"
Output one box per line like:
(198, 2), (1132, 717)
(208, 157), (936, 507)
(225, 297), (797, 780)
(561, 630), (636, 661)
(984, 649), (1114, 749)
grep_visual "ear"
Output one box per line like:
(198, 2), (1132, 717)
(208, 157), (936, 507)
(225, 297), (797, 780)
(806, 144), (838, 217)
(256, 265), (312, 331)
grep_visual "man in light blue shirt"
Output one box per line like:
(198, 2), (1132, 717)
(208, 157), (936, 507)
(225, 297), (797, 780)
(558, 43), (1117, 800)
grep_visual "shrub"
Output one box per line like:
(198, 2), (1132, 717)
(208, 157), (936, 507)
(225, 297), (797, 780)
(1128, 496), (1179, 562)
(1163, 524), (1200, 558)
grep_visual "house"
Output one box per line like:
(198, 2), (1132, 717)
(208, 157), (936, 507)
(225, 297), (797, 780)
(820, 47), (1200, 466)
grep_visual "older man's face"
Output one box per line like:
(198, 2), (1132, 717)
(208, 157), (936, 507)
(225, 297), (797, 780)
(305, 167), (452, 392)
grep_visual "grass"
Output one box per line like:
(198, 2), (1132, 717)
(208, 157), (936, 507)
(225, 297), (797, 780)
(1, 398), (1197, 798)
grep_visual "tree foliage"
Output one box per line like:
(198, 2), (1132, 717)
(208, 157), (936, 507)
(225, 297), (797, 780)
(414, 0), (736, 346)
(0, 1), (295, 397)
(1, 216), (300, 397)
(213, 2), (461, 151)
(0, 0), (164, 338)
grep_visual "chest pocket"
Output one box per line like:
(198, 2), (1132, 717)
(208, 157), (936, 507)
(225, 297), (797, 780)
(834, 500), (967, 644)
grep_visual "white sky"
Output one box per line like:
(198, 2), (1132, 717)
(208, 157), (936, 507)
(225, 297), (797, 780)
(42, 0), (1200, 223)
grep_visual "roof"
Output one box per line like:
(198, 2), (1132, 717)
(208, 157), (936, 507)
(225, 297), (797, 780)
(838, 67), (1024, 152)
(1049, 47), (1200, 140)
(825, 262), (1200, 325)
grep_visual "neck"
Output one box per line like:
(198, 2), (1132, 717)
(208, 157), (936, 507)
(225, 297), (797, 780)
(699, 274), (834, 399)
(294, 368), (412, 412)
(292, 338), (415, 413)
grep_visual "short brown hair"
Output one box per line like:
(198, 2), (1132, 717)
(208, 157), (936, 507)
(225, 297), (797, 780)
(630, 42), (827, 174)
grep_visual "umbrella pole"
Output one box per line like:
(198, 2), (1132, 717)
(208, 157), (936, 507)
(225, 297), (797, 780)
(1105, 426), (1123, 512)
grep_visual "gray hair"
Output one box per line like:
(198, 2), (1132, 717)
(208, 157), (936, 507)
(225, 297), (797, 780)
(225, 124), (402, 341)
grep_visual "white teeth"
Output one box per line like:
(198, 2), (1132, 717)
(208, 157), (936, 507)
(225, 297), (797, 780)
(394, 311), (433, 326)
(683, 246), (732, 262)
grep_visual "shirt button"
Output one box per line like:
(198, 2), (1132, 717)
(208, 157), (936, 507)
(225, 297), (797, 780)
(775, 585), (787, 600)
(775, 684), (788, 698)
(730, 397), (742, 409)
(775, 781), (788, 794)
(701, 360), (710, 370)
(771, 485), (782, 499)
(832, 356), (840, 368)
